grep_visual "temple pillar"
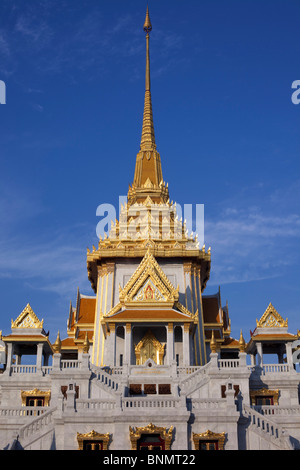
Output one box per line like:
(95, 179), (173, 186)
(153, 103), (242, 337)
(109, 323), (116, 367)
(125, 323), (132, 364)
(256, 342), (263, 366)
(182, 324), (190, 365)
(92, 262), (115, 367)
(286, 342), (294, 368)
(167, 323), (174, 364)
(36, 343), (43, 369)
(53, 352), (61, 369)
(5, 343), (13, 374)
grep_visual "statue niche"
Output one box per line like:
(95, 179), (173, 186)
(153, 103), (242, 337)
(135, 330), (165, 365)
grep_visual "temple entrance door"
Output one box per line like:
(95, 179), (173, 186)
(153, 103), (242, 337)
(140, 340), (157, 364)
(135, 329), (165, 365)
(137, 434), (165, 450)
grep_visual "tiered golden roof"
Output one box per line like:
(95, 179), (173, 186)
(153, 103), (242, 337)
(87, 7), (211, 302)
(130, 6), (167, 205)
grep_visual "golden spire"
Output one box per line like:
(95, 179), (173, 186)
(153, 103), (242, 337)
(239, 330), (246, 352)
(210, 330), (217, 354)
(140, 5), (156, 151)
(129, 7), (168, 205)
(83, 331), (90, 354)
(53, 331), (61, 353)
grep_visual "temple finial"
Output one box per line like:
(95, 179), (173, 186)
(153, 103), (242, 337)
(143, 5), (152, 34)
(130, 7), (167, 204)
(140, 5), (156, 150)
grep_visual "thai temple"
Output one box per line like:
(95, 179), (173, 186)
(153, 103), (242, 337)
(0, 8), (299, 451)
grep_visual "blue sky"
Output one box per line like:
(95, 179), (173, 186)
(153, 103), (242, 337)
(0, 0), (299, 343)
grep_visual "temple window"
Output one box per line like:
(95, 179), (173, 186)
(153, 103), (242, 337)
(250, 388), (279, 406)
(83, 440), (104, 450)
(199, 440), (219, 450)
(138, 434), (165, 450)
(21, 389), (51, 407)
(129, 424), (173, 450)
(26, 397), (45, 407)
(192, 430), (226, 451)
(77, 431), (110, 450)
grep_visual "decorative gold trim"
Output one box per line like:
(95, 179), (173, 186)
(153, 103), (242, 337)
(239, 330), (246, 352)
(210, 330), (217, 353)
(83, 332), (90, 354)
(135, 329), (165, 365)
(87, 243), (211, 294)
(129, 423), (173, 450)
(53, 331), (61, 353)
(250, 388), (279, 405)
(183, 262), (193, 274)
(192, 430), (226, 450)
(103, 253), (198, 324)
(77, 430), (110, 450)
(11, 304), (44, 329)
(21, 389), (51, 407)
(256, 303), (288, 328)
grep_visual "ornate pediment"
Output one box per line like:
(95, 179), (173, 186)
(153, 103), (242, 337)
(103, 250), (197, 322)
(118, 249), (179, 308)
(11, 304), (44, 329)
(256, 303), (288, 328)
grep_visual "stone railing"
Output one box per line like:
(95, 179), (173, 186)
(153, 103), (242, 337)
(191, 398), (226, 410)
(0, 406), (49, 417)
(177, 366), (203, 375)
(180, 362), (210, 394)
(122, 396), (180, 409)
(111, 367), (123, 375)
(262, 364), (290, 374)
(90, 365), (122, 394)
(253, 405), (300, 416)
(218, 359), (240, 368)
(76, 399), (117, 411)
(101, 366), (123, 375)
(60, 360), (81, 369)
(248, 364), (293, 376)
(17, 407), (56, 448)
(10, 365), (39, 374)
(9, 360), (85, 375)
(242, 404), (293, 450)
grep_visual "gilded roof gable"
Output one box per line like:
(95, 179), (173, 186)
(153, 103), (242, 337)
(104, 250), (196, 321)
(256, 303), (288, 328)
(118, 249), (179, 308)
(11, 303), (44, 329)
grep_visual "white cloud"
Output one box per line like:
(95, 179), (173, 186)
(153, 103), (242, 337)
(0, 182), (93, 297)
(205, 203), (300, 285)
